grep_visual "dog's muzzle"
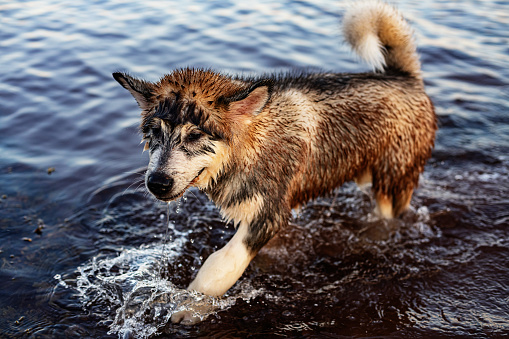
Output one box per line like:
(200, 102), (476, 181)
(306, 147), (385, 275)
(146, 172), (174, 199)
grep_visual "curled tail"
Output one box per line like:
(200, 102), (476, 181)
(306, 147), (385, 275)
(342, 1), (421, 78)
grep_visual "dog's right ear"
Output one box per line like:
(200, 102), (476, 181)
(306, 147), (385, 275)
(113, 72), (155, 110)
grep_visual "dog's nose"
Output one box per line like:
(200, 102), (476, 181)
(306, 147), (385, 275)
(147, 172), (173, 196)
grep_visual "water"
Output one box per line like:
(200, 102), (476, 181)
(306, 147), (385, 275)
(1, 0), (508, 337)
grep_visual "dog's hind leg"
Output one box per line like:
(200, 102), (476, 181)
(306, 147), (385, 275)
(355, 168), (372, 189)
(375, 186), (414, 219)
(375, 192), (394, 218)
(393, 187), (414, 217)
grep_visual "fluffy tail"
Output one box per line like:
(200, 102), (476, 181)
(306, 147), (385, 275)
(342, 1), (421, 78)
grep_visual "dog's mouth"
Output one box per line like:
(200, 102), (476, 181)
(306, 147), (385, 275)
(151, 168), (205, 202)
(158, 192), (186, 203)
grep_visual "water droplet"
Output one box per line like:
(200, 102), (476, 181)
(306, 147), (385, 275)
(54, 273), (68, 287)
(175, 199), (181, 214)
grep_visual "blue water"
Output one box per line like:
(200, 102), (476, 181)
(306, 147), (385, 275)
(1, 0), (508, 337)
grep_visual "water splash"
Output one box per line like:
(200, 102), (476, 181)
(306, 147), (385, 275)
(109, 278), (231, 338)
(57, 198), (262, 338)
(158, 201), (176, 279)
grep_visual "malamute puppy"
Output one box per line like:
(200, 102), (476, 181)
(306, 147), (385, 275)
(113, 1), (437, 324)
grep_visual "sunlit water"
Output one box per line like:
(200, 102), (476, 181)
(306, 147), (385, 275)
(1, 0), (508, 338)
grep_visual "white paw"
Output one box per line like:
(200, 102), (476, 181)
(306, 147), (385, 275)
(170, 302), (216, 325)
(170, 309), (202, 325)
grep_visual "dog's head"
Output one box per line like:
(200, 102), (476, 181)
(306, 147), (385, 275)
(113, 69), (272, 202)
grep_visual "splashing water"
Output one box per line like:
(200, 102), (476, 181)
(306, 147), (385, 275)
(55, 198), (262, 338)
(50, 182), (441, 338)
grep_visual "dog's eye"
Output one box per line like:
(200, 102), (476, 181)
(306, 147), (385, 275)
(186, 131), (202, 143)
(150, 127), (161, 137)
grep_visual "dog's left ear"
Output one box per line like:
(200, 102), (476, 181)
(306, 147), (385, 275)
(113, 72), (156, 111)
(221, 79), (273, 117)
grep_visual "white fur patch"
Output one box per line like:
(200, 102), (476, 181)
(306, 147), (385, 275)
(342, 1), (387, 71)
(220, 193), (264, 226)
(187, 222), (253, 296)
(356, 32), (386, 71)
(195, 141), (230, 189)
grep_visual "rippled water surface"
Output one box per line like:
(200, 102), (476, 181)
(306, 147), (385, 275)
(1, 0), (508, 338)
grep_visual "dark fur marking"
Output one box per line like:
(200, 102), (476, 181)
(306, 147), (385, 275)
(142, 97), (227, 141)
(180, 145), (192, 157)
(216, 79), (274, 108)
(112, 72), (154, 102)
(181, 142), (217, 158)
(202, 144), (215, 154)
(245, 198), (288, 252)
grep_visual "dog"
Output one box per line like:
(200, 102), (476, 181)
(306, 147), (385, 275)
(113, 1), (436, 324)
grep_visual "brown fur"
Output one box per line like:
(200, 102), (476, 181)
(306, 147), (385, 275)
(113, 0), (437, 323)
(116, 69), (436, 247)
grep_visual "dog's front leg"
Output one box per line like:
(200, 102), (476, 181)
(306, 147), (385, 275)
(171, 222), (255, 324)
(188, 221), (254, 296)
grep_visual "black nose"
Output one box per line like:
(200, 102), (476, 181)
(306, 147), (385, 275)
(147, 172), (174, 196)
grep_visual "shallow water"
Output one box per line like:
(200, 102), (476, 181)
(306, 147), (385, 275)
(1, 0), (508, 338)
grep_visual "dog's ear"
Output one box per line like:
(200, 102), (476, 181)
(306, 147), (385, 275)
(220, 79), (273, 117)
(113, 72), (155, 110)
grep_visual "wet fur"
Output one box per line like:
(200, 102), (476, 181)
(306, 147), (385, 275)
(113, 0), (437, 323)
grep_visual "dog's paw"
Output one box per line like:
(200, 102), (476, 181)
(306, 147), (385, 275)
(171, 309), (202, 325)
(170, 302), (216, 325)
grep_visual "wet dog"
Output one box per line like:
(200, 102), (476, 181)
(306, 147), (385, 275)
(113, 1), (436, 324)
